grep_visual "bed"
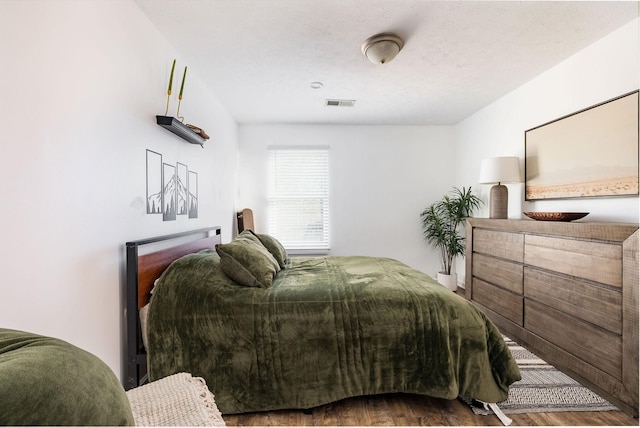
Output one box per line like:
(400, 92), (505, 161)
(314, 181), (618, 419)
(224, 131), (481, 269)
(125, 226), (520, 415)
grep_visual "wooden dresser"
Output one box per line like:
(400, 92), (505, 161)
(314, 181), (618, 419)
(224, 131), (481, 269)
(465, 218), (638, 416)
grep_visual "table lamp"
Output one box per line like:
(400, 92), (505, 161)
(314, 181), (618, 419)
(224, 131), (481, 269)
(479, 156), (521, 219)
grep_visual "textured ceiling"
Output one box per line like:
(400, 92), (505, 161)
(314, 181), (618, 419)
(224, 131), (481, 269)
(135, 0), (638, 125)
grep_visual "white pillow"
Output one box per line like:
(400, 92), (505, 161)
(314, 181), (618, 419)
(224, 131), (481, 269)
(139, 278), (159, 351)
(139, 303), (150, 351)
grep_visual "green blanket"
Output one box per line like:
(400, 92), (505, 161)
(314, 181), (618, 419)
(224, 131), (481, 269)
(148, 251), (520, 414)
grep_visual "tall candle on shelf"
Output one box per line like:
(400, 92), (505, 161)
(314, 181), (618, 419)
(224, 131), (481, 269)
(167, 59), (176, 95)
(179, 66), (187, 100)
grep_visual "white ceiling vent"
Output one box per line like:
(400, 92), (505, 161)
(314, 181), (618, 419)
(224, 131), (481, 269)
(325, 99), (356, 107)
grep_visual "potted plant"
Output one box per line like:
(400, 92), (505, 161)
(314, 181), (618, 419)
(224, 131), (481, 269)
(420, 187), (482, 291)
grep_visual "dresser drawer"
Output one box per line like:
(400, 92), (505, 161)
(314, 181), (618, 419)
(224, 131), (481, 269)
(473, 229), (524, 263)
(472, 278), (523, 325)
(524, 235), (622, 287)
(525, 299), (622, 379)
(466, 219), (638, 416)
(524, 267), (621, 335)
(473, 253), (523, 294)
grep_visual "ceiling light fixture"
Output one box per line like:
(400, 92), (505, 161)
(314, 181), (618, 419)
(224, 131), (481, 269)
(310, 81), (324, 89)
(361, 33), (404, 64)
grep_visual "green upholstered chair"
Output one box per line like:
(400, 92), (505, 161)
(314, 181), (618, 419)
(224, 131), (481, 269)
(0, 328), (134, 426)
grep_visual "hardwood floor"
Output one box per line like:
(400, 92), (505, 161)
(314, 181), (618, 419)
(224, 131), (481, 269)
(222, 393), (638, 426)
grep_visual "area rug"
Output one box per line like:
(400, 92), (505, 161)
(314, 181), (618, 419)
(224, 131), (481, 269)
(463, 337), (619, 415)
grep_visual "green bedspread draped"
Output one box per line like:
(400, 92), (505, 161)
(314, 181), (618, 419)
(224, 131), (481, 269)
(148, 251), (520, 414)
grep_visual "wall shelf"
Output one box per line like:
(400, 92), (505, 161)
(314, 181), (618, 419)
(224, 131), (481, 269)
(156, 115), (205, 147)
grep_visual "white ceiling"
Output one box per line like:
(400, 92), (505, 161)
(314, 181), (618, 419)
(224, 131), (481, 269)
(135, 0), (639, 125)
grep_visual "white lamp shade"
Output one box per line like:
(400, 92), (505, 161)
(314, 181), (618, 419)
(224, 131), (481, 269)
(479, 156), (521, 184)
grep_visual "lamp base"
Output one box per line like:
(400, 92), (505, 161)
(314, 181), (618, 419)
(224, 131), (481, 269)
(489, 184), (508, 219)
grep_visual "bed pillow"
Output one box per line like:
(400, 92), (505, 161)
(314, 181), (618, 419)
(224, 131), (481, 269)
(140, 303), (150, 351)
(249, 230), (288, 269)
(216, 231), (280, 288)
(0, 328), (134, 426)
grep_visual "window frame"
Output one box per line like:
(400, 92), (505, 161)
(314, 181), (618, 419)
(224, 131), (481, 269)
(267, 145), (330, 254)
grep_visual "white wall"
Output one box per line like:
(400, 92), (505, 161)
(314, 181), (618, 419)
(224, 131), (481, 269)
(238, 124), (457, 276)
(0, 0), (239, 380)
(455, 18), (640, 280)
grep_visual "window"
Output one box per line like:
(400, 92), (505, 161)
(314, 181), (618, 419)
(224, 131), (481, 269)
(268, 146), (329, 252)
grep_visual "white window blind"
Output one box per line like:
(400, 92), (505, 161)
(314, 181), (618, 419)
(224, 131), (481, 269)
(268, 146), (329, 251)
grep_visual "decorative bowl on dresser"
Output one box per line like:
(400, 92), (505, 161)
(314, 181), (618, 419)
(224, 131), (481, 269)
(522, 211), (589, 222)
(465, 218), (638, 417)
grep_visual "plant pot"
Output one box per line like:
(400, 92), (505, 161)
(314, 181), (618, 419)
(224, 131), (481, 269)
(437, 272), (458, 292)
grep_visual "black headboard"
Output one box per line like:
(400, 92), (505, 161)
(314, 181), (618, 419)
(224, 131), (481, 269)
(124, 226), (221, 389)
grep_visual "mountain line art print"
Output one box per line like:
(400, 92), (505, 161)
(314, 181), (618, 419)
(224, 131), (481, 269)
(146, 150), (198, 221)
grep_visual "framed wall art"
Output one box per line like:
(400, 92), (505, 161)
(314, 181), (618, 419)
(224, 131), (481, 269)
(145, 149), (199, 221)
(188, 170), (198, 219)
(525, 90), (639, 200)
(146, 150), (162, 214)
(176, 162), (188, 216)
(162, 163), (177, 221)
